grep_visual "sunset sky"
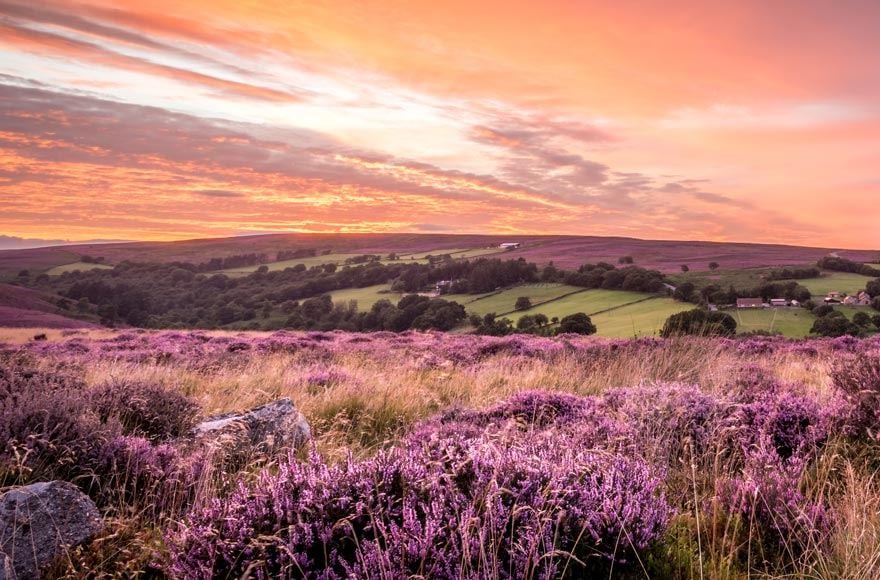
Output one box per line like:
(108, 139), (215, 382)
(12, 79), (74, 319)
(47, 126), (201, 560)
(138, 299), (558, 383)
(1, 0), (879, 248)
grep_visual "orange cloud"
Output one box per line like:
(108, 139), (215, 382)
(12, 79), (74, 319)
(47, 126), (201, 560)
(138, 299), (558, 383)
(0, 0), (878, 247)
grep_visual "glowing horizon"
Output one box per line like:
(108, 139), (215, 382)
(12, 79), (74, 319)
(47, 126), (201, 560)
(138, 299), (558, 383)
(1, 0), (879, 248)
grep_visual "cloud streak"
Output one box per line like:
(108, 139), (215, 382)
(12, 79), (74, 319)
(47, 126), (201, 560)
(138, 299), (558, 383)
(0, 1), (877, 247)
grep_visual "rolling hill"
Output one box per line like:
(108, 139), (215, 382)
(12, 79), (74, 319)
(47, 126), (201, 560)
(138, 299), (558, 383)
(1, 233), (876, 278)
(0, 283), (99, 328)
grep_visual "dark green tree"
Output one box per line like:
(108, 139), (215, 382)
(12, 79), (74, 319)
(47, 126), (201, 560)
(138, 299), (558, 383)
(660, 309), (737, 337)
(514, 296), (532, 311)
(557, 313), (596, 335)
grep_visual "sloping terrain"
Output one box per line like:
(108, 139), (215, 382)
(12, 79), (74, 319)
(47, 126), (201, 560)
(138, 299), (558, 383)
(1, 233), (876, 276)
(0, 283), (98, 328)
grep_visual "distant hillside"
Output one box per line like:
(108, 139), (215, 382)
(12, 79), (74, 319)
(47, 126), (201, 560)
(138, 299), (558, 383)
(0, 283), (99, 328)
(0, 233), (876, 276)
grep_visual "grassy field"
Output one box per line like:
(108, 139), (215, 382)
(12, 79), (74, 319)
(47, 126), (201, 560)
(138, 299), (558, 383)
(730, 307), (817, 337)
(836, 305), (878, 320)
(444, 284), (585, 317)
(590, 297), (693, 338)
(798, 271), (874, 297)
(222, 253), (444, 275)
(450, 247), (508, 259)
(670, 267), (776, 292)
(514, 289), (652, 321)
(327, 284), (400, 308)
(672, 267), (875, 300)
(221, 253), (359, 274)
(395, 248), (469, 259)
(45, 262), (113, 275)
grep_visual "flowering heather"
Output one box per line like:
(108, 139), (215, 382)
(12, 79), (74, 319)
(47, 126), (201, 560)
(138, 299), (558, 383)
(90, 435), (206, 520)
(714, 437), (831, 560)
(89, 378), (201, 441)
(831, 352), (880, 439)
(2, 329), (880, 577)
(169, 435), (671, 579)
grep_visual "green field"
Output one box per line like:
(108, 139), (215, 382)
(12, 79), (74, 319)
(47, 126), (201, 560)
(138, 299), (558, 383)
(669, 267), (775, 292)
(836, 305), (878, 321)
(513, 289), (653, 321)
(590, 298), (693, 338)
(445, 284), (585, 317)
(395, 248), (469, 259)
(328, 284), (400, 309)
(451, 247), (507, 259)
(730, 308), (817, 337)
(46, 262), (113, 275)
(798, 271), (874, 297)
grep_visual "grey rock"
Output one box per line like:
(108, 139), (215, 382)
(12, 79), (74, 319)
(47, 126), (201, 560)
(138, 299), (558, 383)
(0, 481), (102, 580)
(191, 398), (310, 457)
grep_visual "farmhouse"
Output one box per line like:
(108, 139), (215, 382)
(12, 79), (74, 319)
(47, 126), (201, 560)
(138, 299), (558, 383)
(857, 291), (872, 305)
(824, 292), (842, 304)
(736, 298), (764, 309)
(499, 242), (521, 250)
(435, 280), (453, 294)
(769, 298), (788, 307)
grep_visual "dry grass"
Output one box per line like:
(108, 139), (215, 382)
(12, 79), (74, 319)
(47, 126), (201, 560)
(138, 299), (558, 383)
(6, 329), (880, 577)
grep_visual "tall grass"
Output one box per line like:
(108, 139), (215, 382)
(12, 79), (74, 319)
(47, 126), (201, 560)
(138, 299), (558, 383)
(1, 329), (878, 576)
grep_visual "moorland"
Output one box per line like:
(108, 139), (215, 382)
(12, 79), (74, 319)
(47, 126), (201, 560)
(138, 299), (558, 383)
(2, 233), (880, 578)
(2, 234), (880, 339)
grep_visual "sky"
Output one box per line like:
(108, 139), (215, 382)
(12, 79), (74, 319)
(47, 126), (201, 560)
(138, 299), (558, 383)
(0, 0), (879, 248)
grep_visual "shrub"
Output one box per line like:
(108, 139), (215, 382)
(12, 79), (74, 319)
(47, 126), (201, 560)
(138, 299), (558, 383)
(0, 365), (105, 485)
(661, 309), (736, 337)
(90, 435), (205, 519)
(557, 312), (596, 335)
(811, 312), (860, 337)
(714, 439), (830, 561)
(514, 296), (532, 310)
(168, 437), (671, 578)
(831, 354), (880, 439)
(89, 379), (200, 441)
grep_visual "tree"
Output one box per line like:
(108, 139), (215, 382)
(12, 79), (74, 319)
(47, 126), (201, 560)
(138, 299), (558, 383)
(680, 265), (690, 273)
(867, 278), (880, 297)
(514, 296), (532, 311)
(673, 282), (696, 303)
(853, 311), (872, 327)
(708, 262), (720, 271)
(660, 309), (737, 337)
(557, 313), (596, 335)
(618, 256), (634, 264)
(811, 311), (860, 337)
(872, 314), (880, 328)
(476, 313), (514, 336)
(812, 304), (835, 318)
(874, 296), (880, 312)
(541, 262), (561, 282)
(516, 313), (549, 332)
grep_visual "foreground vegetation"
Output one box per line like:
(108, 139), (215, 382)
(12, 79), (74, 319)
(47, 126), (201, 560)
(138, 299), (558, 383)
(2, 329), (880, 577)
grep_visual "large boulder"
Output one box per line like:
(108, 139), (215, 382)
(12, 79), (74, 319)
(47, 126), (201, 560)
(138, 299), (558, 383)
(0, 481), (103, 580)
(190, 398), (310, 458)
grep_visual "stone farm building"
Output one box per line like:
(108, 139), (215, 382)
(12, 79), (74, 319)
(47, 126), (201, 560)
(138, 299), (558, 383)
(736, 298), (764, 309)
(824, 292), (843, 304)
(843, 292), (872, 306)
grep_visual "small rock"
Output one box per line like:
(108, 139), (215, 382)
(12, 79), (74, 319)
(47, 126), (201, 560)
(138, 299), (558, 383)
(0, 481), (103, 580)
(191, 398), (311, 457)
